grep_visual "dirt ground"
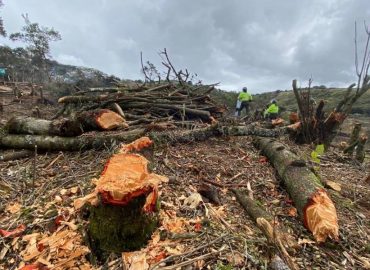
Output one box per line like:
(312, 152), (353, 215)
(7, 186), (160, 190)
(0, 92), (369, 269)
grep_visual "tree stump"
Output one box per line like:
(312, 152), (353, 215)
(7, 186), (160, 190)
(74, 137), (168, 260)
(87, 194), (159, 257)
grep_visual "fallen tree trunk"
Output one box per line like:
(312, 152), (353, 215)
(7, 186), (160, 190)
(0, 129), (146, 151)
(6, 110), (127, 137)
(6, 116), (83, 137)
(0, 124), (287, 151)
(254, 137), (339, 243)
(76, 109), (128, 131)
(0, 149), (33, 161)
(232, 189), (298, 270)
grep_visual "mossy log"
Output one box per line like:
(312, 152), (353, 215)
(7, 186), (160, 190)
(6, 116), (83, 137)
(87, 194), (159, 257)
(0, 129), (146, 151)
(254, 137), (339, 242)
(0, 124), (287, 151)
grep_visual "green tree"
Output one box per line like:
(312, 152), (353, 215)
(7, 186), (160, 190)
(0, 0), (5, 37)
(10, 14), (61, 81)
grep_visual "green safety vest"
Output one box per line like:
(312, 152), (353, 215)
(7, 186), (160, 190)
(238, 92), (252, 102)
(264, 103), (279, 116)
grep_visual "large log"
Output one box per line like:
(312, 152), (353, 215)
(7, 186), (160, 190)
(254, 137), (339, 242)
(6, 116), (83, 137)
(0, 150), (33, 161)
(0, 129), (146, 151)
(76, 109), (128, 131)
(0, 124), (287, 151)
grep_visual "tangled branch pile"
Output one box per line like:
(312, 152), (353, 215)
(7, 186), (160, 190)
(56, 81), (225, 128)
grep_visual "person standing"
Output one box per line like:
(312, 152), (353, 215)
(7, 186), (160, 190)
(236, 87), (252, 117)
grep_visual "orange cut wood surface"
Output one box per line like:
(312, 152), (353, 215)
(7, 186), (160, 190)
(96, 110), (128, 130)
(97, 153), (167, 205)
(73, 137), (167, 211)
(304, 189), (339, 243)
(272, 118), (284, 126)
(289, 112), (299, 124)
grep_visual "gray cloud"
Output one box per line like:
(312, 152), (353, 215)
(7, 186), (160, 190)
(1, 0), (369, 92)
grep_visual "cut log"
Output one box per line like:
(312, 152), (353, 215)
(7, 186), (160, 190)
(58, 94), (110, 104)
(232, 189), (298, 270)
(0, 129), (146, 151)
(76, 109), (128, 131)
(0, 150), (33, 162)
(254, 137), (339, 243)
(0, 124), (287, 151)
(6, 116), (83, 137)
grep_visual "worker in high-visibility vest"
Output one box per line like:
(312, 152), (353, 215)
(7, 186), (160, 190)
(264, 99), (279, 119)
(236, 87), (252, 117)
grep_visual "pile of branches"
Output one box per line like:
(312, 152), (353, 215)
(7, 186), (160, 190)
(54, 48), (226, 129)
(55, 81), (224, 128)
(0, 49), (233, 152)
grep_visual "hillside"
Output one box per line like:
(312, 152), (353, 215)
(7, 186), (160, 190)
(213, 87), (370, 116)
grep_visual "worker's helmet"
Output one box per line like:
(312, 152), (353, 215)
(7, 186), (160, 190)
(242, 87), (247, 92)
(271, 99), (277, 104)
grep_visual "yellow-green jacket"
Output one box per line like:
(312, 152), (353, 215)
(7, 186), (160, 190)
(264, 103), (279, 116)
(238, 92), (252, 102)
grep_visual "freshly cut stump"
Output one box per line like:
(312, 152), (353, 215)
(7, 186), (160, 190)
(74, 137), (167, 257)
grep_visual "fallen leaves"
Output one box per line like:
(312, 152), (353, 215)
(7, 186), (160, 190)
(5, 202), (22, 214)
(325, 180), (342, 192)
(0, 224), (26, 238)
(122, 251), (149, 270)
(287, 207), (297, 217)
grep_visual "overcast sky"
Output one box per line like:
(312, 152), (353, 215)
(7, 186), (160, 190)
(1, 0), (370, 92)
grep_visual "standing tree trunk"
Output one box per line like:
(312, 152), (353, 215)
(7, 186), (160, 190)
(355, 135), (368, 163)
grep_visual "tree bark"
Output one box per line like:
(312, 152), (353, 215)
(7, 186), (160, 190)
(0, 129), (146, 151)
(76, 109), (128, 131)
(0, 124), (288, 151)
(232, 189), (298, 270)
(344, 123), (362, 155)
(254, 137), (339, 243)
(0, 150), (33, 161)
(6, 116), (83, 137)
(355, 135), (368, 163)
